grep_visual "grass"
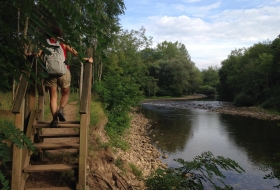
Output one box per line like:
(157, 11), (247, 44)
(129, 163), (142, 178)
(89, 101), (107, 127)
(0, 92), (12, 110)
(115, 157), (125, 172)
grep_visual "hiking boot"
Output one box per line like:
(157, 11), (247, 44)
(57, 109), (66, 121)
(50, 120), (58, 128)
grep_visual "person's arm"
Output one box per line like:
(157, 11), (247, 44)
(26, 49), (43, 57)
(65, 44), (93, 63)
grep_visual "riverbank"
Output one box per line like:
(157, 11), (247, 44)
(86, 108), (167, 189)
(142, 94), (208, 102)
(144, 94), (280, 121)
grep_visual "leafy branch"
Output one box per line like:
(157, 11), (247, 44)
(145, 151), (245, 190)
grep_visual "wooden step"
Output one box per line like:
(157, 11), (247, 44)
(38, 121), (80, 124)
(34, 143), (79, 150)
(40, 133), (80, 138)
(24, 164), (78, 173)
(25, 187), (73, 190)
(33, 123), (80, 128)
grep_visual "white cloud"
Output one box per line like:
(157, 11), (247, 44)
(120, 1), (280, 70)
(139, 5), (280, 69)
(183, 0), (201, 2)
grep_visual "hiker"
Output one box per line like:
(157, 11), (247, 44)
(27, 26), (93, 127)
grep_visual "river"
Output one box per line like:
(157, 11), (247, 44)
(141, 99), (280, 190)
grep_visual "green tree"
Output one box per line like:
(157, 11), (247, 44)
(201, 66), (219, 88)
(217, 38), (280, 108)
(152, 41), (196, 96)
(0, 0), (125, 91)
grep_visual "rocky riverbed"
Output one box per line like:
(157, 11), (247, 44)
(173, 100), (280, 121)
(144, 94), (280, 121)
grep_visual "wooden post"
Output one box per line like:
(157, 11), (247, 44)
(77, 114), (88, 190)
(20, 109), (36, 190)
(77, 48), (93, 189)
(11, 100), (25, 190)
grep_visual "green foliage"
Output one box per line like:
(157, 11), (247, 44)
(0, 0), (125, 92)
(145, 151), (244, 190)
(0, 120), (35, 164)
(143, 41), (201, 97)
(233, 92), (255, 107)
(261, 97), (280, 111)
(94, 73), (142, 145)
(0, 119), (35, 188)
(197, 85), (216, 96)
(218, 37), (280, 108)
(0, 170), (9, 190)
(201, 66), (220, 88)
(115, 157), (124, 170)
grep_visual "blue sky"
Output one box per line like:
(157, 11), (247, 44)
(119, 0), (280, 70)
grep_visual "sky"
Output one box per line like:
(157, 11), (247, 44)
(119, 0), (280, 70)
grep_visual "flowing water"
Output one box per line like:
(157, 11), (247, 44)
(141, 99), (280, 190)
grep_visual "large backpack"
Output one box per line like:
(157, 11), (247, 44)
(44, 39), (66, 75)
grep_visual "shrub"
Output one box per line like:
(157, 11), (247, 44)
(261, 96), (280, 111)
(197, 85), (216, 96)
(233, 92), (254, 107)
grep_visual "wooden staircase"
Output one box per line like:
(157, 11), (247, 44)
(23, 119), (80, 190)
(9, 58), (93, 190)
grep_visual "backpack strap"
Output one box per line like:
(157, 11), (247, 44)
(46, 38), (60, 47)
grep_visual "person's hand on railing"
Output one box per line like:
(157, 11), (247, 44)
(84, 57), (93, 63)
(26, 52), (34, 57)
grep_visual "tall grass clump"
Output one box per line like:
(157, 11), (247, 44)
(89, 100), (107, 127)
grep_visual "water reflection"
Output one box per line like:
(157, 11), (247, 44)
(144, 105), (193, 153)
(141, 100), (280, 190)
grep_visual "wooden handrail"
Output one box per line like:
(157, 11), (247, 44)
(12, 60), (34, 113)
(79, 62), (92, 114)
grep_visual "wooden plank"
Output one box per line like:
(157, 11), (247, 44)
(24, 164), (78, 172)
(25, 187), (73, 190)
(33, 143), (79, 150)
(77, 114), (88, 190)
(37, 121), (80, 124)
(40, 133), (79, 138)
(33, 123), (80, 128)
